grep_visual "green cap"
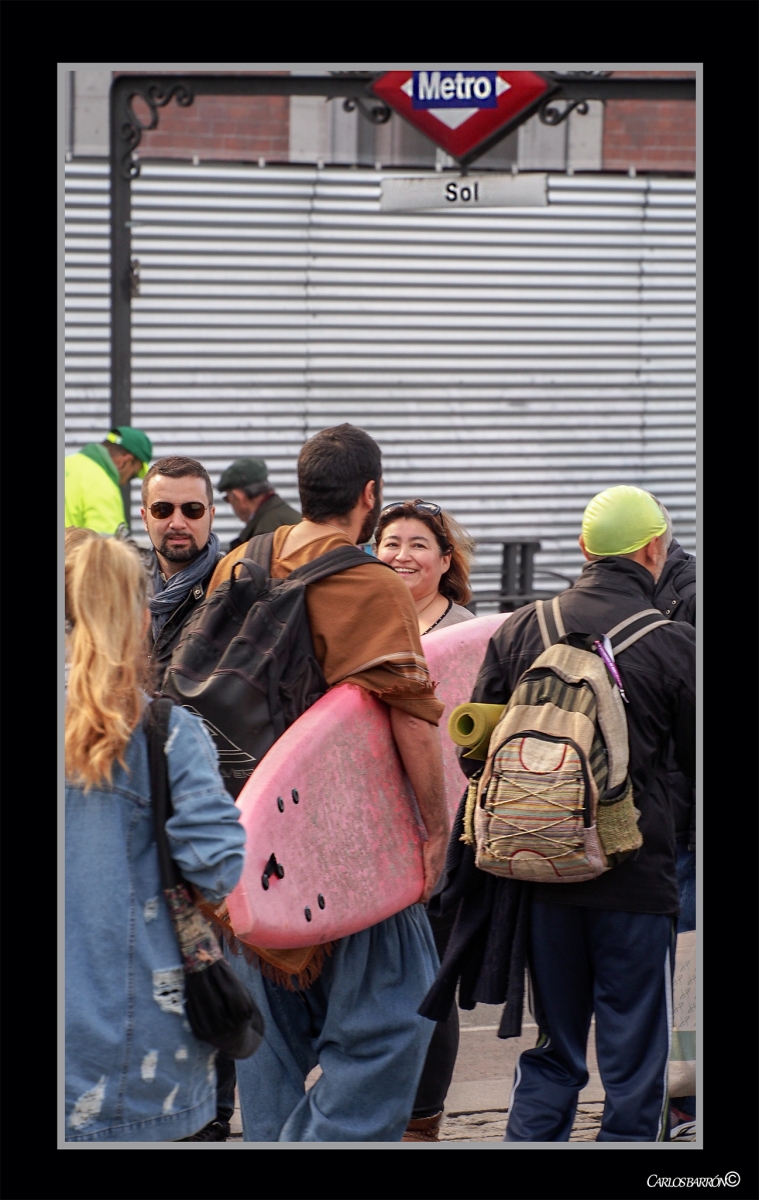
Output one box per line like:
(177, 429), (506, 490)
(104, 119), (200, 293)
(218, 457), (269, 492)
(106, 427), (153, 478)
(582, 486), (668, 556)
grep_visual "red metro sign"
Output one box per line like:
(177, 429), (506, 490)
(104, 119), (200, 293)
(371, 70), (556, 164)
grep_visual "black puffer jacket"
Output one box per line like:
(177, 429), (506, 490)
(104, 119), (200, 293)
(652, 539), (697, 848)
(653, 539), (696, 624)
(464, 557), (695, 915)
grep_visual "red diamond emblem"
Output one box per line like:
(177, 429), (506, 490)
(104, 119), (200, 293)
(371, 70), (556, 163)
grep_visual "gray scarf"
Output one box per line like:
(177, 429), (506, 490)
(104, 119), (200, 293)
(149, 532), (221, 639)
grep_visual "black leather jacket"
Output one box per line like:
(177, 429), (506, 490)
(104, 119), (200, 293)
(147, 553), (224, 694)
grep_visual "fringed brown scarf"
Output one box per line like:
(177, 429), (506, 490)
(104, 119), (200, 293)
(207, 524), (445, 725)
(197, 897), (334, 991)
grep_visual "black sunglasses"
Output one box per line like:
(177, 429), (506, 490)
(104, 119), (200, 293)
(149, 501), (207, 520)
(379, 499), (442, 518)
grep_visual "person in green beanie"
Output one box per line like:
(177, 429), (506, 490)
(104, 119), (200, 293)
(65, 427), (153, 534)
(218, 457), (300, 551)
(423, 482), (695, 1144)
(579, 484), (669, 563)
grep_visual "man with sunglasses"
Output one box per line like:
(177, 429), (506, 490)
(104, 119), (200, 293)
(140, 456), (224, 694)
(65, 426), (153, 535)
(139, 454), (236, 1143)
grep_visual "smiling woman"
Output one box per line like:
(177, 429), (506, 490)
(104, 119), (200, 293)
(374, 500), (476, 637)
(374, 498), (476, 1140)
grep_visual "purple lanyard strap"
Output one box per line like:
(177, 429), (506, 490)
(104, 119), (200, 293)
(594, 635), (629, 704)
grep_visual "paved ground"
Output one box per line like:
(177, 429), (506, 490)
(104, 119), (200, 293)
(227, 998), (605, 1143)
(437, 1000), (603, 1142)
(439, 1103), (604, 1143)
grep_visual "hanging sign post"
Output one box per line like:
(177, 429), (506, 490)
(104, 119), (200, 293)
(371, 70), (557, 165)
(108, 72), (695, 460)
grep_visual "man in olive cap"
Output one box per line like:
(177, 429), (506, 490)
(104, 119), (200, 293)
(65, 426), (153, 534)
(218, 457), (300, 551)
(428, 485), (695, 1143)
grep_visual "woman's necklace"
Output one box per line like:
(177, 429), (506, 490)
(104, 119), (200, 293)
(417, 593), (440, 620)
(422, 598), (452, 635)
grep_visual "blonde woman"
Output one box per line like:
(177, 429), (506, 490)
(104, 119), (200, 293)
(65, 536), (246, 1142)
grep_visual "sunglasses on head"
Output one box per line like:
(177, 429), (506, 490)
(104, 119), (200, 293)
(149, 501), (207, 520)
(380, 499), (442, 518)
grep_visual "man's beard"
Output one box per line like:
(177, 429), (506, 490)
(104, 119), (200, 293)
(358, 489), (383, 545)
(158, 533), (202, 564)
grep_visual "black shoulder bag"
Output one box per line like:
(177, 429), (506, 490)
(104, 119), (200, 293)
(145, 698), (264, 1059)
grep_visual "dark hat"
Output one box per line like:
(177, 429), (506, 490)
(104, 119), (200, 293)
(218, 457), (269, 492)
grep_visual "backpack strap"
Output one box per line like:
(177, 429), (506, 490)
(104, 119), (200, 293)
(287, 545), (393, 587)
(605, 608), (671, 654)
(243, 531), (275, 575)
(535, 601), (551, 650)
(536, 594), (567, 650)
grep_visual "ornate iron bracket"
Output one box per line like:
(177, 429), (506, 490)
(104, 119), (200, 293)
(121, 83), (195, 179)
(538, 70), (612, 126)
(342, 95), (392, 125)
(538, 97), (589, 126)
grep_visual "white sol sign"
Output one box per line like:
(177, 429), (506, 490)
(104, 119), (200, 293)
(380, 173), (547, 212)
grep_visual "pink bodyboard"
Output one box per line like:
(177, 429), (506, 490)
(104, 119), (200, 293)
(422, 612), (509, 819)
(227, 612), (509, 949)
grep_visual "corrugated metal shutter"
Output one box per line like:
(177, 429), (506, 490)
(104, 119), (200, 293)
(65, 162), (111, 447)
(65, 161), (695, 606)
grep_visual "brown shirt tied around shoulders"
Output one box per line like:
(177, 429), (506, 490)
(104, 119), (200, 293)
(208, 523), (444, 725)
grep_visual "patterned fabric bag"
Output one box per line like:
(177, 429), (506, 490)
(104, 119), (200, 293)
(468, 597), (669, 883)
(145, 698), (265, 1058)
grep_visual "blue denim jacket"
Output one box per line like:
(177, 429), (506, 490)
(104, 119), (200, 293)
(65, 704), (246, 1142)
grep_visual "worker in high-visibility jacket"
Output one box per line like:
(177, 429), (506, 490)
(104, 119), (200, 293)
(64, 427), (153, 534)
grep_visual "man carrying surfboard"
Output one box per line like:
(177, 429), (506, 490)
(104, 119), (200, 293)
(203, 423), (451, 1142)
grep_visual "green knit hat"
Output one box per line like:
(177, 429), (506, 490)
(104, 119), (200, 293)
(582, 486), (668, 556)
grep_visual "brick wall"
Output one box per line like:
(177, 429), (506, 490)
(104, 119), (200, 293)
(116, 73), (289, 163)
(602, 71), (695, 173)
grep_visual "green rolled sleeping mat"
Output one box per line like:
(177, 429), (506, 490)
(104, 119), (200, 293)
(447, 702), (506, 760)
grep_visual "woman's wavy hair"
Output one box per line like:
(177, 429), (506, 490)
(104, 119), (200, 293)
(374, 501), (475, 605)
(65, 535), (149, 790)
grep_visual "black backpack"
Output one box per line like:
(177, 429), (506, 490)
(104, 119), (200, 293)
(162, 532), (391, 798)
